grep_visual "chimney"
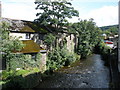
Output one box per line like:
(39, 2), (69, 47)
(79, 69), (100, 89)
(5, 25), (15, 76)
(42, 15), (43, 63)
(0, 1), (1, 17)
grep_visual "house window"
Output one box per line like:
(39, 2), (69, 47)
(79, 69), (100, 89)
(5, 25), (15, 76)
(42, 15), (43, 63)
(26, 33), (31, 39)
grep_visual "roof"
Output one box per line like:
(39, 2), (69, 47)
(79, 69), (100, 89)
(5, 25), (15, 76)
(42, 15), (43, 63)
(0, 18), (48, 33)
(0, 18), (77, 34)
(13, 40), (46, 54)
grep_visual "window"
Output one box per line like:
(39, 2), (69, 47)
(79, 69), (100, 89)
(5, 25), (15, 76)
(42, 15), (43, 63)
(26, 33), (31, 39)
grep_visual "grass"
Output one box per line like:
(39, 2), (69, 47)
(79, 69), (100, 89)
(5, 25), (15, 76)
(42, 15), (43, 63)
(1, 68), (40, 81)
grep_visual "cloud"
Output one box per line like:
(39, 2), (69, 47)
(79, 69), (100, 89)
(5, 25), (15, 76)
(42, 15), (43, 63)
(2, 0), (37, 21)
(2, 0), (34, 3)
(72, 0), (119, 2)
(1, 0), (118, 27)
(81, 6), (118, 26)
(69, 5), (118, 27)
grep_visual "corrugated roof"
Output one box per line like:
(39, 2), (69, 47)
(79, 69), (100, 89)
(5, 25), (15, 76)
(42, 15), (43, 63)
(13, 40), (45, 54)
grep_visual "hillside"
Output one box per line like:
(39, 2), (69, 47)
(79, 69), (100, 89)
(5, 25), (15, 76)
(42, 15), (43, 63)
(99, 25), (119, 31)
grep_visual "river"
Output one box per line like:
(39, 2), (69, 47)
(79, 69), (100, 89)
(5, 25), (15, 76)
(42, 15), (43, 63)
(35, 54), (110, 88)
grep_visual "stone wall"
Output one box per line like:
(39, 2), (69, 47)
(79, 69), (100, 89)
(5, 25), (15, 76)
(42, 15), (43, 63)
(57, 33), (78, 53)
(39, 53), (46, 72)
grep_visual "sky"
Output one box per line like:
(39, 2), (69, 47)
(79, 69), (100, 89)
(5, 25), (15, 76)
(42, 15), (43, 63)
(0, 0), (119, 27)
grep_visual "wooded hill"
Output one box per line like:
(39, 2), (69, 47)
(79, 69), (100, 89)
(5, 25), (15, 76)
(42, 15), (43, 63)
(99, 24), (119, 31)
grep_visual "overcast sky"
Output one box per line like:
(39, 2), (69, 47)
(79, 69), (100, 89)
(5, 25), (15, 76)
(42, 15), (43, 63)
(1, 0), (119, 27)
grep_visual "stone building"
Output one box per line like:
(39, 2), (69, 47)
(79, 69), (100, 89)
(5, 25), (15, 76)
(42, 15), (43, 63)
(0, 18), (48, 71)
(0, 1), (78, 71)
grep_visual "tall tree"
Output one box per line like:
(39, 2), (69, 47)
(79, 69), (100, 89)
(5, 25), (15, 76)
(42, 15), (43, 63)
(71, 19), (102, 58)
(34, 0), (79, 31)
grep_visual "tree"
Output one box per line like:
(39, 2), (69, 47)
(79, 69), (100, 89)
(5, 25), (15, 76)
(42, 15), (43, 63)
(107, 26), (118, 36)
(71, 19), (102, 58)
(0, 21), (24, 70)
(44, 33), (56, 49)
(34, 0), (79, 31)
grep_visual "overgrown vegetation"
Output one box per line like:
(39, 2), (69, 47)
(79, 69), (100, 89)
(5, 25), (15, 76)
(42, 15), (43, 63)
(100, 25), (118, 37)
(0, 22), (43, 88)
(70, 19), (103, 58)
(0, 0), (114, 89)
(46, 46), (80, 71)
(44, 33), (56, 49)
(1, 68), (41, 88)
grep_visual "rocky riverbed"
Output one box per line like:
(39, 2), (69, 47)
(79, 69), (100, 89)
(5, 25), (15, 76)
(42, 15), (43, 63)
(35, 54), (110, 88)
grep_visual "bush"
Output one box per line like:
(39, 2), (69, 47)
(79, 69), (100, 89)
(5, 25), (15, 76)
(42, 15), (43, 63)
(46, 46), (77, 71)
(6, 53), (42, 71)
(77, 42), (92, 59)
(44, 33), (56, 46)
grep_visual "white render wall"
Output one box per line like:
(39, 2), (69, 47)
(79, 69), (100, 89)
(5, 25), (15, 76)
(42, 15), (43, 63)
(9, 32), (34, 40)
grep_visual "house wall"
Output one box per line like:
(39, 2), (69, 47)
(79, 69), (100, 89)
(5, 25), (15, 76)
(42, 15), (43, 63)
(9, 32), (44, 42)
(9, 33), (31, 40)
(57, 33), (77, 53)
(66, 34), (76, 52)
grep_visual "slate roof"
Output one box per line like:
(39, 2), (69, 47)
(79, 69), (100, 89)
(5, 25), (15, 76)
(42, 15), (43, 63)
(0, 18), (49, 33)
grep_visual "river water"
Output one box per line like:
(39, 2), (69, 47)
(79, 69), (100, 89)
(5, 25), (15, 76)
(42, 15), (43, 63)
(36, 54), (110, 88)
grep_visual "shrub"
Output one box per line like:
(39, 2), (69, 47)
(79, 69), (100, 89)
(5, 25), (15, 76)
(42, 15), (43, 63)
(6, 53), (42, 71)
(77, 42), (92, 59)
(46, 46), (77, 71)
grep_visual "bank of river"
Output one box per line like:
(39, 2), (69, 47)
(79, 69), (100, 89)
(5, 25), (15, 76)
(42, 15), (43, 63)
(35, 54), (110, 88)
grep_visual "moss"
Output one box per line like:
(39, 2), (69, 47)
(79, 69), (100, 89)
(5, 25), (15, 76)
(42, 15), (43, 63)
(14, 40), (45, 53)
(20, 26), (35, 32)
(20, 21), (48, 33)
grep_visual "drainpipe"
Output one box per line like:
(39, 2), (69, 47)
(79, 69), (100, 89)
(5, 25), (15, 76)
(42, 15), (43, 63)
(118, 1), (120, 72)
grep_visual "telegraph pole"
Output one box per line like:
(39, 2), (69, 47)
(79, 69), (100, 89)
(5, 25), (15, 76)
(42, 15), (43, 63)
(118, 1), (120, 72)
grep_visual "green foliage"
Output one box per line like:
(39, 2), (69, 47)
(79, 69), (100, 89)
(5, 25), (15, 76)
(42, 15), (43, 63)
(44, 33), (56, 46)
(1, 69), (41, 88)
(6, 53), (42, 71)
(46, 46), (77, 71)
(34, 1), (79, 30)
(71, 19), (102, 58)
(0, 21), (25, 71)
(98, 41), (111, 55)
(100, 25), (118, 37)
(0, 22), (24, 54)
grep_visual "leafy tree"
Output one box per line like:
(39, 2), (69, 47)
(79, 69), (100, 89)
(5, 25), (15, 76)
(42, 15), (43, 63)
(71, 19), (102, 58)
(44, 33), (56, 49)
(34, 0), (79, 31)
(107, 26), (118, 36)
(101, 25), (118, 37)
(0, 21), (24, 70)
(0, 22), (24, 54)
